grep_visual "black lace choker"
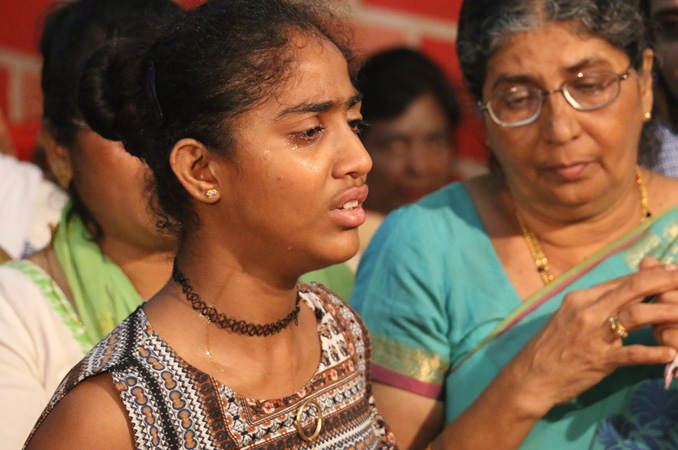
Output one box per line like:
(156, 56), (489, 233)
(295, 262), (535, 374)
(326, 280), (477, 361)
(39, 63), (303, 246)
(171, 264), (301, 337)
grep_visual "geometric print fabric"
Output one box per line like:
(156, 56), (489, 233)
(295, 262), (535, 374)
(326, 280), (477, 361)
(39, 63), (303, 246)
(28, 283), (397, 450)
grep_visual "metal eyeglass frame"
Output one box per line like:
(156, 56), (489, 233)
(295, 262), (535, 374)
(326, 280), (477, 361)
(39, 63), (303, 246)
(477, 67), (632, 128)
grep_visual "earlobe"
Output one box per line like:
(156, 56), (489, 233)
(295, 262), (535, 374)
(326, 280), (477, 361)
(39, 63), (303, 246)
(40, 124), (73, 189)
(170, 138), (221, 202)
(639, 48), (654, 115)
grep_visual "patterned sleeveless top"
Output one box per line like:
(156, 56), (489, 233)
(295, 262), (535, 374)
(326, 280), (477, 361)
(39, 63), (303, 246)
(26, 283), (397, 450)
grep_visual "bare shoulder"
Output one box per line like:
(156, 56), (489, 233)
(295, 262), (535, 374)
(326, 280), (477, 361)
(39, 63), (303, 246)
(647, 170), (678, 213)
(25, 373), (135, 450)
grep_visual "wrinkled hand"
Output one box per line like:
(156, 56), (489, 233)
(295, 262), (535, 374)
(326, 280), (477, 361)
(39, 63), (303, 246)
(503, 264), (678, 419)
(641, 258), (678, 350)
(639, 258), (678, 388)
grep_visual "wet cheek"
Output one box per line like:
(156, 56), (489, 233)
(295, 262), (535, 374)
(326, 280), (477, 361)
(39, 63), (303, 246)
(298, 160), (320, 173)
(270, 172), (294, 185)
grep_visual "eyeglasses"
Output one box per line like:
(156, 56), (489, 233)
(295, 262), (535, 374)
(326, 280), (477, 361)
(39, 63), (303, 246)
(478, 68), (631, 127)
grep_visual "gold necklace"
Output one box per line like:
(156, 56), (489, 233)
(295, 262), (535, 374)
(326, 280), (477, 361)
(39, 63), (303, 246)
(517, 164), (650, 285)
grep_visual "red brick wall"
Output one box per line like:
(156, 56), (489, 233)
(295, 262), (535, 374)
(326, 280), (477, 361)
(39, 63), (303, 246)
(1, 0), (486, 163)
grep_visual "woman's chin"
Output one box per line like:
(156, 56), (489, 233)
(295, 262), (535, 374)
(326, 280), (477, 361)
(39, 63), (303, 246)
(313, 239), (360, 270)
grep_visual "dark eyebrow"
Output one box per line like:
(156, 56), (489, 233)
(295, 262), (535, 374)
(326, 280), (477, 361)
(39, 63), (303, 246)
(492, 75), (535, 90)
(491, 57), (616, 90)
(274, 92), (362, 121)
(562, 57), (614, 74)
(348, 93), (363, 107)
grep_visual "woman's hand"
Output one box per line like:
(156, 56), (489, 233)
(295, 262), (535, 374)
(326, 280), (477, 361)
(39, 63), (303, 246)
(640, 258), (678, 351)
(639, 257), (678, 388)
(502, 264), (678, 419)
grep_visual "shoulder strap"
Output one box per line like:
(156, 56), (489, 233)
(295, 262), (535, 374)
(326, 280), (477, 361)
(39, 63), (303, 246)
(5, 259), (92, 353)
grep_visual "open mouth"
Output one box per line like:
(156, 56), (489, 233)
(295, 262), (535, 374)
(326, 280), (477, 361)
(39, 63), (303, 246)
(339, 200), (360, 211)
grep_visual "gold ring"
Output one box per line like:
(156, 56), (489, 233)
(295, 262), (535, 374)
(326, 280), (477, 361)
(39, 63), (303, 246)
(609, 315), (628, 339)
(295, 398), (322, 443)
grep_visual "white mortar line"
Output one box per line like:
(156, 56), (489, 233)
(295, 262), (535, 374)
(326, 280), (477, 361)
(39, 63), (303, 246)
(348, 4), (458, 40)
(0, 48), (41, 121)
(7, 71), (24, 122)
(0, 47), (41, 72)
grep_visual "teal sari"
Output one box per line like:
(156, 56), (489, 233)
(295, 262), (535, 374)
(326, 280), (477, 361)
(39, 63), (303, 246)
(353, 182), (678, 449)
(449, 207), (678, 448)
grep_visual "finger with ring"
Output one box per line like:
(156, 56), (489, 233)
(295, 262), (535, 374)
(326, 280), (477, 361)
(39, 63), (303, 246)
(609, 315), (629, 339)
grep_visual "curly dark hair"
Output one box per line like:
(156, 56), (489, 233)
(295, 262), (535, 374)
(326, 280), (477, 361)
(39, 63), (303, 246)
(78, 0), (353, 236)
(457, 0), (650, 103)
(39, 0), (182, 234)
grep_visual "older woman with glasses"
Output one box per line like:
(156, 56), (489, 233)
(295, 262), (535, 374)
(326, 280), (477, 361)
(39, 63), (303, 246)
(352, 0), (678, 448)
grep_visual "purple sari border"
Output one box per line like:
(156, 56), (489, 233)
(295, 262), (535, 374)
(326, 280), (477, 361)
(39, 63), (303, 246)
(372, 364), (442, 399)
(499, 228), (647, 337)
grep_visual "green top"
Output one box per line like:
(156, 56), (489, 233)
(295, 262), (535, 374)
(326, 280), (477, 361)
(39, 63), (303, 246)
(299, 263), (354, 302)
(53, 204), (144, 344)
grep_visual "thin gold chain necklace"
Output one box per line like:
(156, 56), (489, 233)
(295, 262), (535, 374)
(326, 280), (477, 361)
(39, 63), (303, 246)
(517, 165), (651, 285)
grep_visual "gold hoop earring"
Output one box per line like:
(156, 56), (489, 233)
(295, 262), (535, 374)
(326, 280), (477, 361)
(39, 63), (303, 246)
(205, 189), (218, 199)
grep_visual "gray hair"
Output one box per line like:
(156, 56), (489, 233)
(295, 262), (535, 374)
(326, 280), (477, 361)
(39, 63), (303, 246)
(457, 0), (658, 167)
(457, 0), (649, 103)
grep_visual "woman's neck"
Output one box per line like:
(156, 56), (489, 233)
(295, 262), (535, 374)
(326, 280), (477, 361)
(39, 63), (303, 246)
(172, 246), (300, 326)
(98, 236), (176, 300)
(466, 169), (674, 300)
(144, 245), (320, 399)
(502, 173), (646, 252)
